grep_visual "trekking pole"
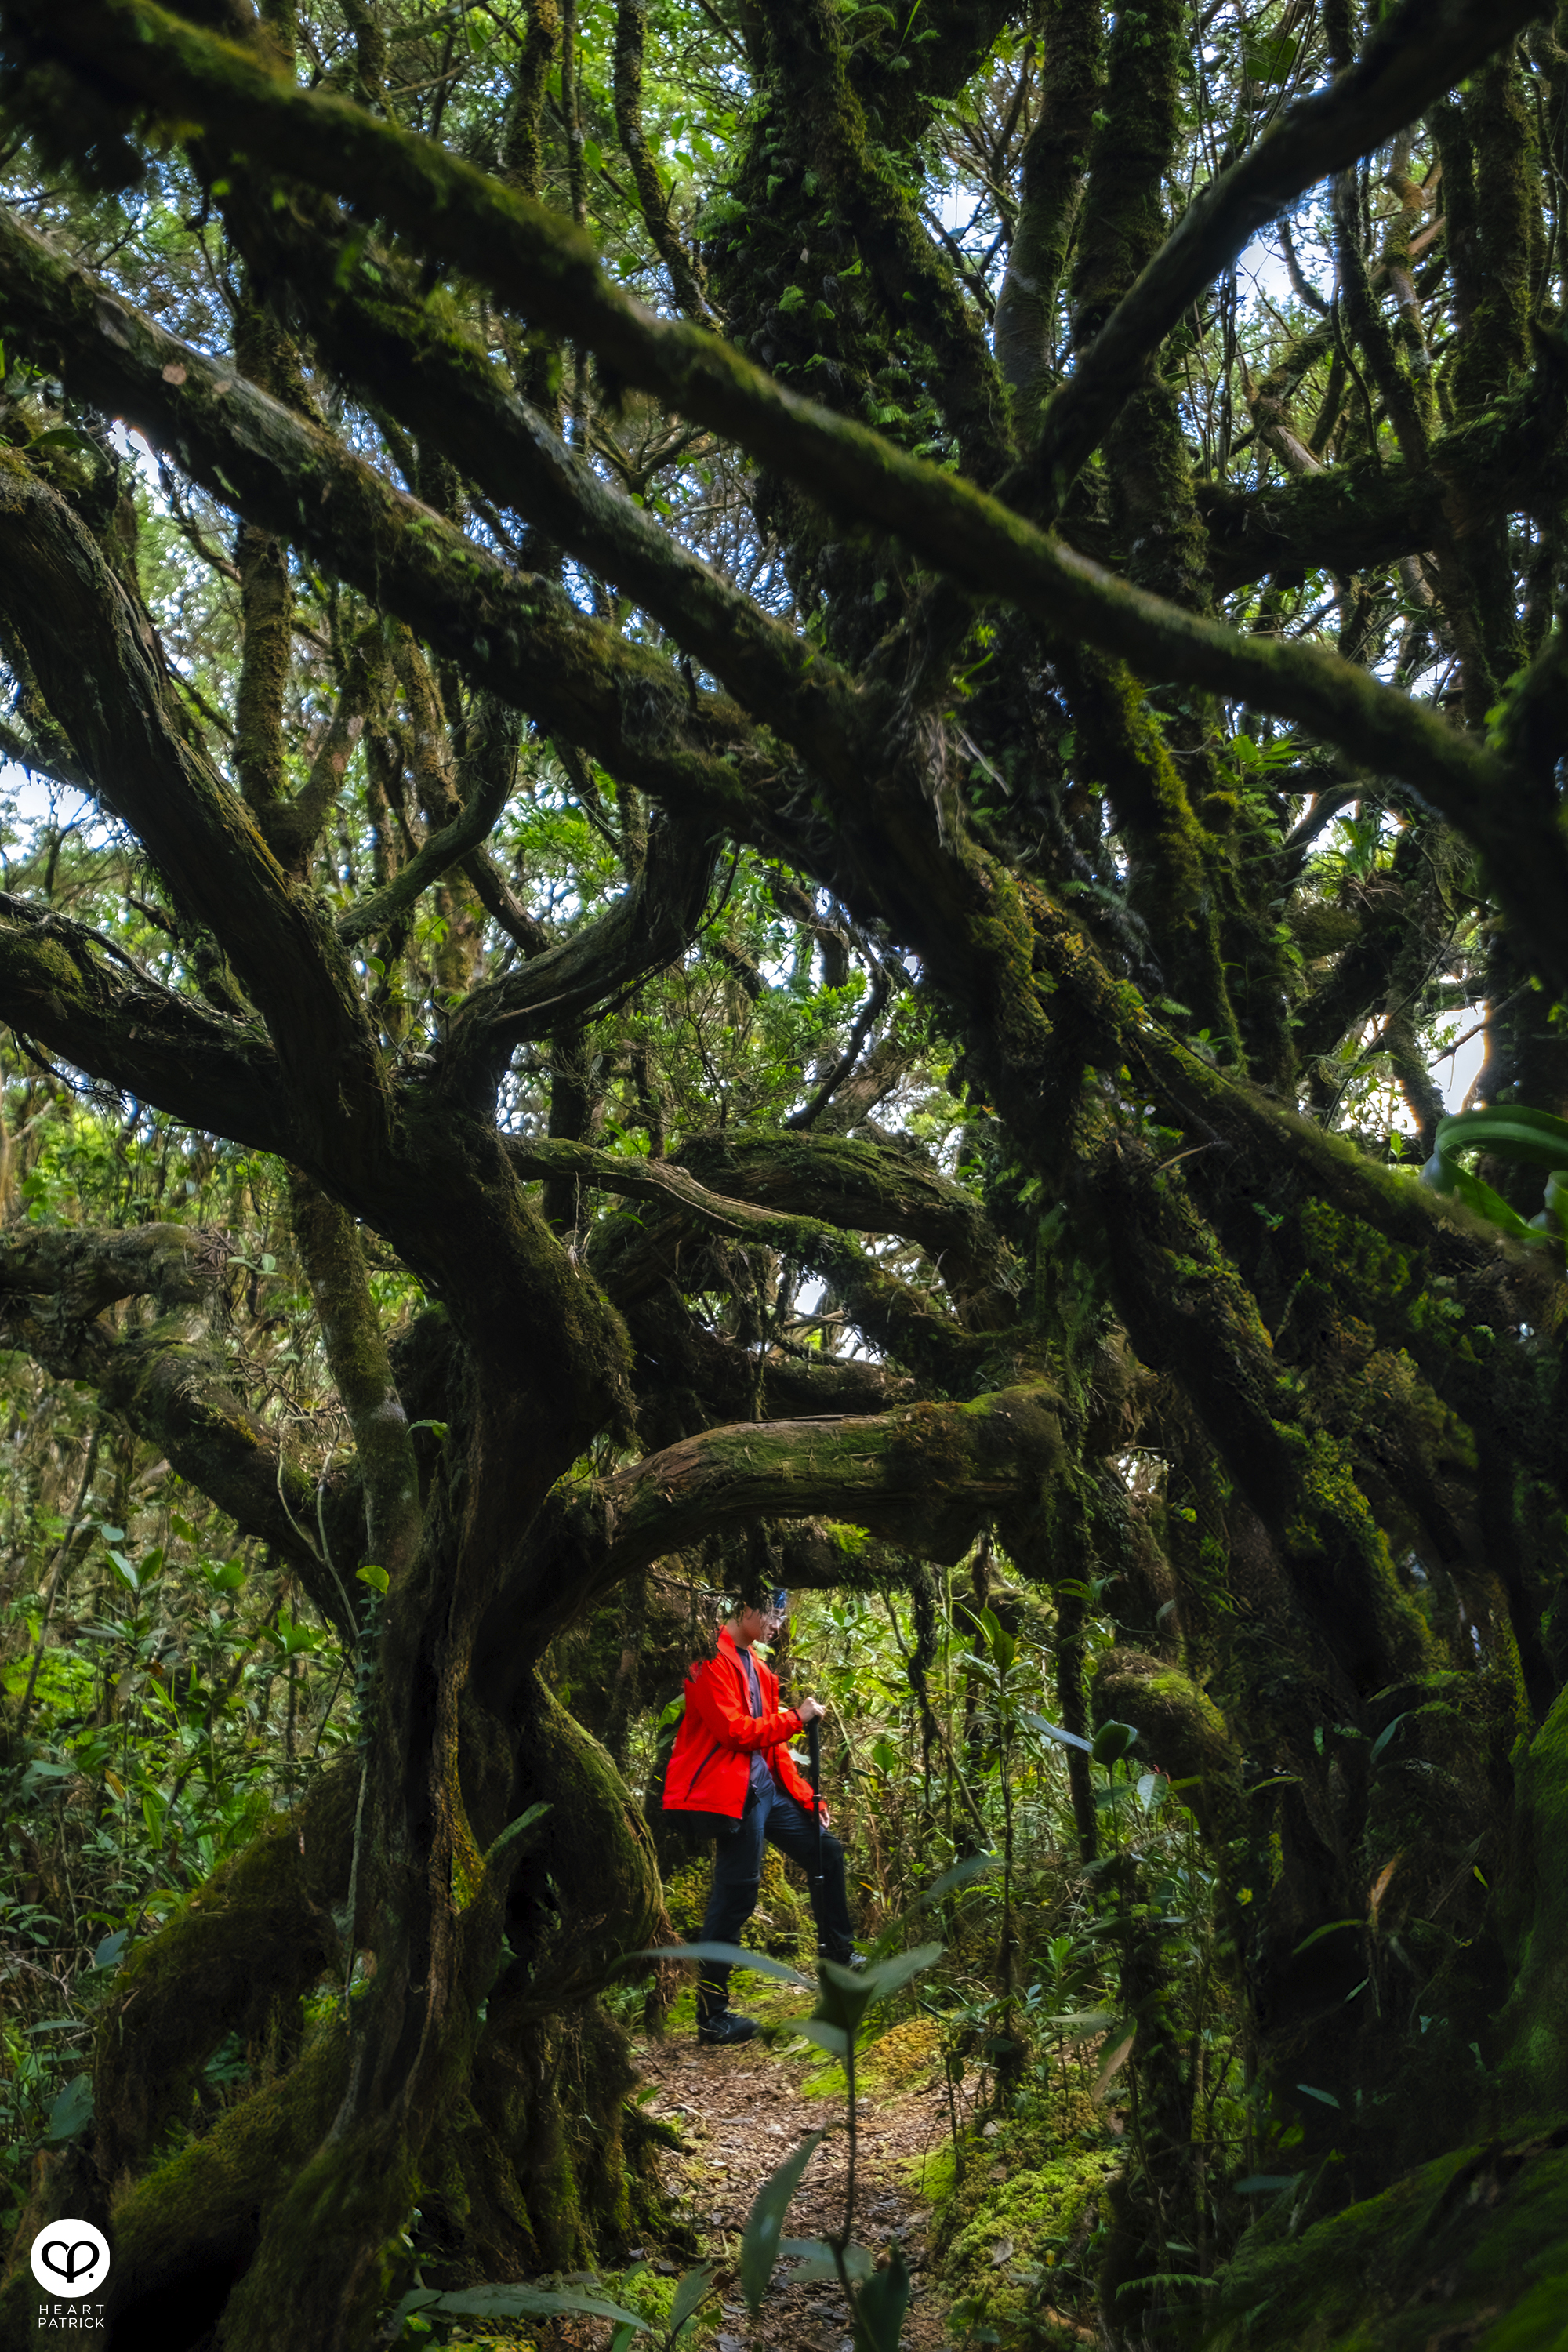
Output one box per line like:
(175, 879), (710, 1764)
(808, 1714), (825, 1892)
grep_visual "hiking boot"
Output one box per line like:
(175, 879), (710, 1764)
(696, 2009), (758, 2046)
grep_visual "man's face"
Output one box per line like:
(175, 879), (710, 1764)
(735, 1599), (786, 1648)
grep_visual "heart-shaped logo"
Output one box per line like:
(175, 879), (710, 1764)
(43, 2241), (100, 2283)
(30, 2218), (111, 2298)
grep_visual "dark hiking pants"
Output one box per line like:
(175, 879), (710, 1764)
(695, 1783), (855, 2020)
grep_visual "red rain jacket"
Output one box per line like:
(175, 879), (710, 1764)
(662, 1626), (816, 1821)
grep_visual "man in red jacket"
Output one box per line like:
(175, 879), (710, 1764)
(663, 1589), (859, 2045)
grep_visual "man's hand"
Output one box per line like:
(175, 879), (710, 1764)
(815, 1802), (833, 1828)
(797, 1695), (826, 1724)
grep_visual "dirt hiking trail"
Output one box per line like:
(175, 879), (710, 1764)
(635, 1989), (956, 2352)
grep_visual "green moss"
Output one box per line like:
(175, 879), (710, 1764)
(800, 2013), (941, 2100)
(961, 859), (1054, 1070)
(92, 2034), (353, 2334)
(927, 2115), (1121, 2348)
(1091, 1650), (1240, 1842)
(1494, 1686), (1568, 2124)
(1208, 2130), (1568, 2351)
(1447, 58), (1534, 421)
(93, 1759), (358, 2176)
(1057, 645), (1238, 1051)
(1069, 0), (1183, 330)
(1277, 1421), (1436, 1681)
(233, 521), (292, 809)
(1296, 1198), (1420, 1312)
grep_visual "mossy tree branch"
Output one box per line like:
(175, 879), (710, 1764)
(0, 454), (394, 1175)
(753, 0), (1014, 482)
(993, 0), (1102, 419)
(0, 206), (770, 825)
(0, 1226), (355, 1624)
(505, 1134), (1013, 1392)
(208, 187), (873, 789)
(1030, 0), (1550, 498)
(612, 0), (710, 321)
(487, 1381), (1072, 1657)
(0, 892), (292, 1150)
(288, 1170), (421, 1587)
(6, 0), (1559, 972)
(573, 1127), (1007, 1305)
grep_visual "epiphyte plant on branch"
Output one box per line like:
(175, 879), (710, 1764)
(0, 0), (1567, 2344)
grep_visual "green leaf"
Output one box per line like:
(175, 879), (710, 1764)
(1425, 1156), (1539, 1240)
(1370, 1713), (1410, 1764)
(852, 2245), (912, 2352)
(31, 425), (98, 458)
(669, 2261), (717, 2335)
(1291, 1918), (1362, 1955)
(1243, 31), (1299, 79)
(1235, 2173), (1303, 2194)
(904, 1853), (999, 1915)
(777, 284), (807, 314)
(779, 2238), (874, 2285)
(1091, 1720), (1139, 1766)
(1296, 2082), (1341, 2108)
(1022, 1709), (1093, 1755)
(45, 2074), (93, 2143)
(484, 1801), (550, 1870)
(1094, 2030), (1135, 2100)
(1431, 1105), (1568, 1171)
(796, 2016), (849, 2061)
(640, 1942), (815, 1987)
(357, 1564), (390, 1595)
(1423, 1105), (1568, 1241)
(815, 1942), (942, 2037)
(1046, 2008), (1120, 2044)
(390, 2285), (650, 2331)
(740, 2131), (823, 2312)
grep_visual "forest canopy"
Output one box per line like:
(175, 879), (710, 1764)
(3, 0), (1568, 2345)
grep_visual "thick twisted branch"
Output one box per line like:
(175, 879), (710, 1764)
(482, 1380), (1071, 1657)
(1031, 0), (1551, 496)
(0, 1238), (352, 1623)
(0, 457), (391, 1168)
(505, 1132), (1008, 1390)
(0, 205), (768, 824)
(211, 189), (871, 787)
(0, 893), (292, 1149)
(6, 2), (1559, 978)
